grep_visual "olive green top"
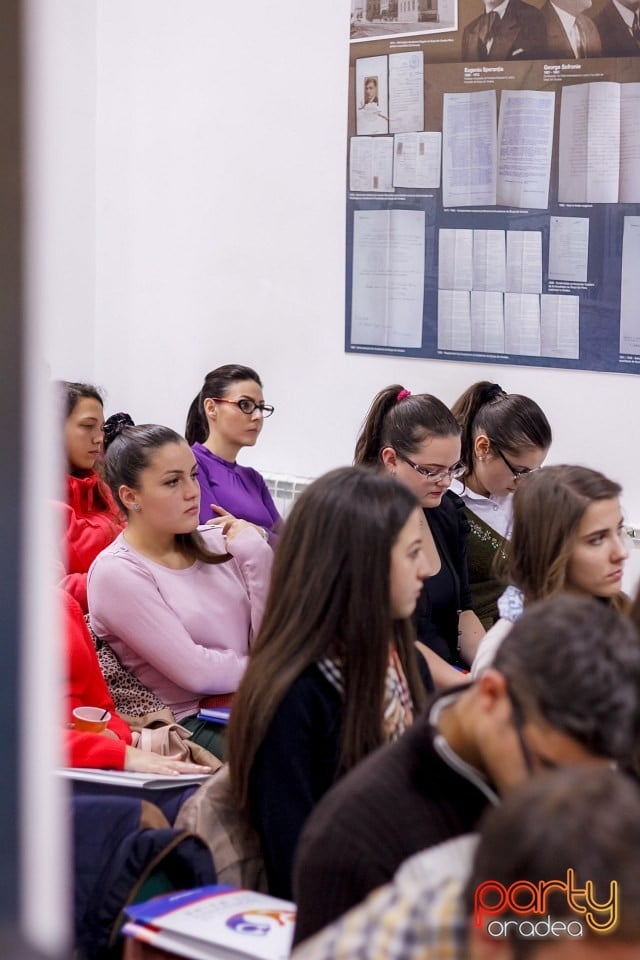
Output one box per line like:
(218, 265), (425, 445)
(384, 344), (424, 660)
(464, 507), (508, 630)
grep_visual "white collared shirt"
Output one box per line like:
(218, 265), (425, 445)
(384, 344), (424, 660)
(451, 479), (513, 538)
(611, 0), (636, 30)
(551, 2), (581, 55)
(483, 0), (511, 51)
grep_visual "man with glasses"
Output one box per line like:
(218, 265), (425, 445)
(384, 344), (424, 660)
(292, 595), (640, 945)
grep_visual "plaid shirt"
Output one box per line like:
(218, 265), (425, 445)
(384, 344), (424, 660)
(293, 835), (476, 960)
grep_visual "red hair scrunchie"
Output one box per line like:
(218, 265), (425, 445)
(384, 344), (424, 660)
(397, 389), (411, 402)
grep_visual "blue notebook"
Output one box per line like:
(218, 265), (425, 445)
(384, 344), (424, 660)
(197, 706), (231, 725)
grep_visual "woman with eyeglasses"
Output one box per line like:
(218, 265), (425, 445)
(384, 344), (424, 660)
(355, 385), (485, 689)
(185, 365), (281, 544)
(450, 381), (551, 629)
(471, 464), (630, 677)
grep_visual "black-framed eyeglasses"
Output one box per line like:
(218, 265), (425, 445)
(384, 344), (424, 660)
(489, 441), (539, 482)
(506, 687), (536, 775)
(399, 455), (466, 483)
(211, 398), (275, 418)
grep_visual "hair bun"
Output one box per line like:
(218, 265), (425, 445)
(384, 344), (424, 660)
(103, 412), (135, 450)
(481, 383), (506, 404)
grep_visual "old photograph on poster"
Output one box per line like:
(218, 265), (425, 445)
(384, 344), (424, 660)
(350, 0), (457, 42)
(355, 56), (390, 135)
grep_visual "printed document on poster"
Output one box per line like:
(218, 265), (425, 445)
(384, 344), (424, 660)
(620, 216), (640, 355)
(351, 209), (425, 349)
(540, 295), (580, 359)
(506, 231), (542, 293)
(497, 90), (554, 210)
(558, 82), (640, 203)
(355, 56), (389, 136)
(349, 137), (394, 192)
(548, 218), (589, 283)
(389, 52), (424, 134)
(442, 90), (497, 207)
(393, 133), (442, 189)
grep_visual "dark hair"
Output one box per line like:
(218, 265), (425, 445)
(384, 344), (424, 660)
(228, 466), (428, 809)
(465, 766), (640, 948)
(103, 412), (134, 452)
(494, 594), (640, 763)
(451, 380), (551, 479)
(185, 365), (263, 445)
(104, 423), (229, 566)
(58, 381), (104, 419)
(354, 384), (460, 466)
(505, 465), (622, 603)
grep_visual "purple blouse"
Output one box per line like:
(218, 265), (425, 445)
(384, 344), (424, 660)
(192, 443), (281, 541)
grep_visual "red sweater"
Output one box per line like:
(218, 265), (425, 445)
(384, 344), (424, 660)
(58, 471), (125, 612)
(64, 590), (132, 769)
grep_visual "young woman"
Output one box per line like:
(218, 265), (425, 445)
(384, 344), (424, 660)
(472, 464), (630, 676)
(185, 365), (280, 543)
(450, 381), (551, 629)
(354, 384), (485, 689)
(87, 424), (273, 757)
(227, 467), (432, 900)
(56, 381), (125, 613)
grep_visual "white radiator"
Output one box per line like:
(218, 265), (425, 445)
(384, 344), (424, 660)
(263, 472), (314, 519)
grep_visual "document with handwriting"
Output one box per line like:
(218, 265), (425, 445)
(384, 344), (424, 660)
(351, 209), (425, 348)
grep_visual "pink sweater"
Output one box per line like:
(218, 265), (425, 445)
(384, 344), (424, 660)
(87, 526), (272, 721)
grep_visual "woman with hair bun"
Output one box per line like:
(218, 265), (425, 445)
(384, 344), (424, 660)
(450, 381), (551, 628)
(354, 384), (485, 689)
(87, 423), (272, 756)
(185, 365), (280, 544)
(56, 381), (125, 612)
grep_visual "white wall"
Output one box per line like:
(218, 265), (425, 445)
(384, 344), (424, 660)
(30, 0), (640, 587)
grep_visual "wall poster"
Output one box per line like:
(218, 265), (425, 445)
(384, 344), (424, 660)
(346, 0), (640, 373)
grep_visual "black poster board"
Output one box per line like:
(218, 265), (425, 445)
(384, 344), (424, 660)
(345, 0), (640, 374)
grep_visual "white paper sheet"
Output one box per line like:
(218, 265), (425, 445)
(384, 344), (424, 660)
(438, 228), (473, 291)
(619, 83), (640, 203)
(504, 293), (541, 356)
(393, 132), (442, 189)
(349, 137), (394, 192)
(355, 56), (389, 136)
(351, 209), (425, 349)
(558, 82), (621, 204)
(548, 217), (589, 282)
(497, 90), (555, 210)
(506, 231), (542, 294)
(388, 52), (424, 134)
(471, 291), (505, 353)
(442, 90), (497, 207)
(438, 289), (471, 351)
(472, 229), (506, 292)
(620, 216), (640, 355)
(540, 295), (580, 359)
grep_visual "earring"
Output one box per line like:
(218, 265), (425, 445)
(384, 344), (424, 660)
(132, 504), (141, 512)
(478, 456), (486, 461)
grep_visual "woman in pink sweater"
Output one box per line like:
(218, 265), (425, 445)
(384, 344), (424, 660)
(88, 423), (272, 756)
